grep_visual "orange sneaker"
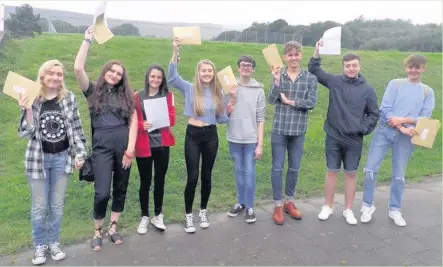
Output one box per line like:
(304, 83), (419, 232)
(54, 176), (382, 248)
(272, 206), (285, 225)
(284, 201), (302, 220)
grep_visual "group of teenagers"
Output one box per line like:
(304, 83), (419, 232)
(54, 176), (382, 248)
(17, 25), (435, 265)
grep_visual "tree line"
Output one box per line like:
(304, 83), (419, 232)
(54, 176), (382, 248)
(212, 17), (442, 52)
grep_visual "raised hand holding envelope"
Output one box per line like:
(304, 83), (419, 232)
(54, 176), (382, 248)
(143, 97), (170, 132)
(216, 65), (237, 94)
(262, 44), (284, 70)
(93, 1), (114, 44)
(173, 26), (201, 45)
(3, 71), (40, 105)
(319, 26), (342, 55)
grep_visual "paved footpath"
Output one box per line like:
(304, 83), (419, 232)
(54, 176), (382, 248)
(1, 176), (441, 266)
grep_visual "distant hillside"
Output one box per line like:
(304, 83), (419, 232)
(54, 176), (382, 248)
(4, 5), (229, 39)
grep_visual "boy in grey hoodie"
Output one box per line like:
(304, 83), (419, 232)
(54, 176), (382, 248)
(226, 55), (266, 224)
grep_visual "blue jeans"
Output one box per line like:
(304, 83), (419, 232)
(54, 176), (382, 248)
(271, 133), (306, 204)
(27, 150), (69, 247)
(228, 142), (257, 209)
(362, 125), (415, 211)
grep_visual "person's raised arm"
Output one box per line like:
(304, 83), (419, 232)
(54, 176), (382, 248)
(168, 38), (192, 95)
(308, 39), (336, 88)
(74, 26), (94, 92)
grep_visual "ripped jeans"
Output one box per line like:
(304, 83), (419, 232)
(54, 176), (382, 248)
(270, 133), (305, 205)
(362, 125), (415, 211)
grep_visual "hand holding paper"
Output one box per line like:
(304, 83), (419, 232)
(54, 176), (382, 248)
(216, 65), (237, 94)
(319, 26), (342, 55)
(262, 44), (284, 70)
(143, 97), (170, 132)
(84, 25), (95, 41)
(93, 1), (114, 44)
(173, 26), (202, 45)
(411, 118), (441, 148)
(18, 93), (33, 110)
(3, 71), (40, 106)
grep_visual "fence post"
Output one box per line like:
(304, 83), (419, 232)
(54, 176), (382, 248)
(284, 33), (286, 44)
(265, 30), (267, 44)
(274, 32), (277, 43)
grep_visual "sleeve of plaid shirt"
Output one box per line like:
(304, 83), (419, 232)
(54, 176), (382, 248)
(268, 73), (281, 105)
(18, 108), (35, 139)
(293, 77), (318, 110)
(69, 93), (87, 161)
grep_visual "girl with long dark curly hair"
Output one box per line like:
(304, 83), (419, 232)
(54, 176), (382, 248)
(73, 26), (138, 251)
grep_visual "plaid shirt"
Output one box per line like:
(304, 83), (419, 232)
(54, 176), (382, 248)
(18, 91), (87, 180)
(268, 67), (318, 136)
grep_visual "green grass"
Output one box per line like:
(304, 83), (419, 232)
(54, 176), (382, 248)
(0, 34), (441, 255)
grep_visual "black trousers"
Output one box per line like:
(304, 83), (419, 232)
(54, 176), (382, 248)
(184, 124), (219, 214)
(136, 147), (170, 217)
(92, 126), (131, 220)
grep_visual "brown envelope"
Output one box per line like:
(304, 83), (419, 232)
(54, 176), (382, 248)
(94, 14), (114, 44)
(262, 44), (284, 70)
(3, 71), (40, 105)
(411, 118), (441, 149)
(217, 65), (237, 94)
(173, 26), (202, 45)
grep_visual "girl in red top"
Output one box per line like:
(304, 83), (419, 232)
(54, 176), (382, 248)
(134, 64), (176, 233)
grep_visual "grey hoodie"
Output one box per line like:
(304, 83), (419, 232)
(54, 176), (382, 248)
(226, 78), (266, 144)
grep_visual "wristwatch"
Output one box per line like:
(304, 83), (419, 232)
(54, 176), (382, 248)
(84, 38), (92, 44)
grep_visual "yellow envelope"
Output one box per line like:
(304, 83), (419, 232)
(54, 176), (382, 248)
(411, 118), (441, 149)
(3, 71), (40, 105)
(94, 14), (114, 44)
(173, 26), (202, 45)
(262, 43), (284, 70)
(217, 65), (237, 94)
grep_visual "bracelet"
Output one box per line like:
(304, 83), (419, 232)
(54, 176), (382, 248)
(84, 38), (92, 44)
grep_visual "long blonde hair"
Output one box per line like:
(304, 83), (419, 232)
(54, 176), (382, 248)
(192, 59), (224, 116)
(37, 59), (68, 102)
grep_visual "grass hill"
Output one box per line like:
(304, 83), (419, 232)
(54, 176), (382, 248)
(0, 34), (441, 255)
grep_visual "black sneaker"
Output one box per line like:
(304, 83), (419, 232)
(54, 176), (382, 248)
(227, 204), (245, 217)
(245, 208), (257, 224)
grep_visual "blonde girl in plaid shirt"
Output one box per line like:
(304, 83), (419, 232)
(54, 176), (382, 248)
(18, 60), (87, 265)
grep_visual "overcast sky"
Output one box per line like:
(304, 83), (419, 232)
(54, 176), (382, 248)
(3, 1), (442, 29)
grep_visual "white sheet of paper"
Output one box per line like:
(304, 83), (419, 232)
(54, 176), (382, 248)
(93, 1), (106, 25)
(143, 97), (170, 132)
(319, 26), (342, 55)
(0, 4), (4, 32)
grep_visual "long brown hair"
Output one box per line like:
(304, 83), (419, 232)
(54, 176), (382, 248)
(192, 59), (224, 116)
(88, 60), (135, 122)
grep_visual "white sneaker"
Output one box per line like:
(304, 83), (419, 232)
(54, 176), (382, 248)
(389, 210), (406, 227)
(318, 205), (333, 220)
(32, 245), (47, 265)
(48, 243), (66, 261)
(151, 214), (167, 230)
(137, 216), (149, 234)
(343, 209), (358, 225)
(184, 214), (196, 233)
(360, 205), (376, 223)
(199, 209), (210, 228)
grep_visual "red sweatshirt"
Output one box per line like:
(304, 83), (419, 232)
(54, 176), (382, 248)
(134, 91), (176, 158)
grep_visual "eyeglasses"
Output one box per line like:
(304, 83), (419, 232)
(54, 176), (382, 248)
(240, 64), (253, 69)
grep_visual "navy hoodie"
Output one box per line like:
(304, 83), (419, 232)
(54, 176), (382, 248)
(308, 57), (380, 147)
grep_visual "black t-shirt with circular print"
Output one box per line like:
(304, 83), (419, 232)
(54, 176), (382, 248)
(39, 98), (70, 154)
